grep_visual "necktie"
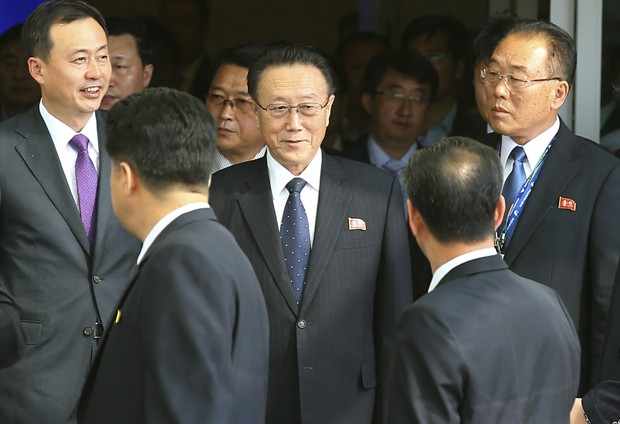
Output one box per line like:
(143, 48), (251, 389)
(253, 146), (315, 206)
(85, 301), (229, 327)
(69, 134), (98, 248)
(502, 146), (527, 212)
(280, 178), (311, 304)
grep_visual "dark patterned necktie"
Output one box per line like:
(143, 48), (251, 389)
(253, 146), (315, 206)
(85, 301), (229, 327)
(69, 134), (98, 248)
(280, 178), (311, 304)
(502, 146), (527, 217)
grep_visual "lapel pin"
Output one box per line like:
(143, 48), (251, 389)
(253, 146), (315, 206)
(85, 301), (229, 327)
(114, 309), (122, 325)
(348, 217), (367, 231)
(558, 196), (576, 211)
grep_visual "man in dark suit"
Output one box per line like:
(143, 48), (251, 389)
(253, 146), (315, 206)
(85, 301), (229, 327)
(476, 17), (620, 394)
(0, 2), (140, 422)
(210, 43), (413, 424)
(388, 136), (580, 423)
(79, 87), (269, 424)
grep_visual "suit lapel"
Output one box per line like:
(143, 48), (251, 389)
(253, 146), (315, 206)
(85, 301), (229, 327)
(236, 159), (299, 314)
(503, 122), (579, 263)
(299, 153), (352, 315)
(93, 111), (113, 257)
(14, 108), (90, 253)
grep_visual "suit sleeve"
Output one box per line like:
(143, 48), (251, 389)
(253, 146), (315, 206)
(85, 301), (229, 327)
(582, 380), (620, 423)
(374, 176), (414, 423)
(589, 163), (620, 382)
(137, 243), (239, 424)
(0, 286), (25, 369)
(387, 304), (465, 424)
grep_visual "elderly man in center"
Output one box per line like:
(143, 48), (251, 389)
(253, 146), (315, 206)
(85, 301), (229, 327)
(209, 42), (413, 424)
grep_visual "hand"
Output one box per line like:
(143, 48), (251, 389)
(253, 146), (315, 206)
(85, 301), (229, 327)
(570, 398), (587, 424)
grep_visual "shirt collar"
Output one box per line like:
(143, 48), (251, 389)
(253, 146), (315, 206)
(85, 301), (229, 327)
(500, 117), (559, 169)
(367, 134), (419, 168)
(137, 202), (210, 265)
(39, 100), (99, 153)
(428, 247), (498, 293)
(267, 148), (322, 198)
(418, 102), (458, 147)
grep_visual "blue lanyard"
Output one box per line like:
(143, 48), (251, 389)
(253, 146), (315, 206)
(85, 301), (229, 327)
(495, 139), (555, 253)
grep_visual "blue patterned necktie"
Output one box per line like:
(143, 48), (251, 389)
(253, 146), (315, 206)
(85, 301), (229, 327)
(501, 146), (527, 227)
(69, 134), (98, 249)
(280, 178), (311, 304)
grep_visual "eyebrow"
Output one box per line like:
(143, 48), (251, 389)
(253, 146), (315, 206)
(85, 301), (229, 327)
(488, 58), (529, 73)
(70, 44), (108, 56)
(385, 83), (427, 92)
(209, 86), (251, 97)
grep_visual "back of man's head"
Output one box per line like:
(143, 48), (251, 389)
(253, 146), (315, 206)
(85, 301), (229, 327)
(106, 87), (215, 192)
(404, 136), (502, 243)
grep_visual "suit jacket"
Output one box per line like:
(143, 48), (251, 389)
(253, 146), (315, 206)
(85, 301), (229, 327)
(0, 286), (24, 368)
(581, 258), (620, 423)
(478, 120), (620, 393)
(210, 152), (413, 424)
(79, 208), (269, 424)
(343, 135), (433, 300)
(0, 107), (141, 423)
(388, 254), (581, 423)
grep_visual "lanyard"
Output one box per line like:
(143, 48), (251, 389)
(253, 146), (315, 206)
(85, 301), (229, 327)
(495, 138), (555, 253)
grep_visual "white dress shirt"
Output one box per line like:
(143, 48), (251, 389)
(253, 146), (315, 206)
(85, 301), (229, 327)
(428, 247), (498, 293)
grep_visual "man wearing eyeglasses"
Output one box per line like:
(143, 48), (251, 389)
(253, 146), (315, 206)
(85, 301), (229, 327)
(209, 42), (413, 424)
(205, 44), (266, 172)
(476, 17), (620, 396)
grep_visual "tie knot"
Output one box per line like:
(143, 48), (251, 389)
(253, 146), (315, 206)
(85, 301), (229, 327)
(510, 146), (526, 163)
(286, 178), (307, 194)
(69, 134), (90, 152)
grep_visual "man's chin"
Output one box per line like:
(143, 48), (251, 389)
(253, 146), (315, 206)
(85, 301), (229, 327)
(100, 97), (117, 111)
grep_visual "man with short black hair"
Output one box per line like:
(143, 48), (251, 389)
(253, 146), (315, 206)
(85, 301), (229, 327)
(388, 136), (580, 423)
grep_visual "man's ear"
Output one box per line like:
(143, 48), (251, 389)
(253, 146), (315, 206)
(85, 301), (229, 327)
(494, 195), (507, 231)
(361, 92), (373, 115)
(119, 161), (137, 196)
(28, 57), (44, 85)
(142, 64), (154, 88)
(407, 199), (424, 237)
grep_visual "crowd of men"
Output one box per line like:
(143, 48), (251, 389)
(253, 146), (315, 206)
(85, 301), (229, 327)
(0, 0), (619, 423)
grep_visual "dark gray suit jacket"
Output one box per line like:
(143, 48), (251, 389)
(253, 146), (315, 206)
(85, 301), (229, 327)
(0, 286), (24, 368)
(79, 208), (269, 424)
(388, 254), (581, 423)
(478, 120), (620, 393)
(210, 152), (413, 424)
(0, 107), (140, 423)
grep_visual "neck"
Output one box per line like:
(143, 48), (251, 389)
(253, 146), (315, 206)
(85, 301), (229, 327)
(220, 146), (262, 165)
(423, 96), (456, 133)
(371, 132), (417, 160)
(425, 237), (494, 274)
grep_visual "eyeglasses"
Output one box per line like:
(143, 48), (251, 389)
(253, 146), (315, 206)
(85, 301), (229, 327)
(480, 68), (562, 91)
(206, 93), (255, 113)
(427, 52), (447, 63)
(255, 98), (330, 118)
(375, 91), (429, 104)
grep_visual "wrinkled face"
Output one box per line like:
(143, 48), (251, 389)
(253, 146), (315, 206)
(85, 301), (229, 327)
(481, 34), (568, 144)
(206, 64), (263, 159)
(0, 38), (40, 115)
(363, 69), (431, 148)
(29, 17), (110, 131)
(255, 64), (333, 175)
(408, 31), (463, 100)
(101, 34), (152, 111)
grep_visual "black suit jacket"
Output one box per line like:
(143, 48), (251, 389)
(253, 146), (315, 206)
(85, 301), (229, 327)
(343, 135), (433, 299)
(581, 259), (620, 423)
(388, 255), (581, 423)
(478, 120), (620, 393)
(210, 152), (413, 424)
(79, 209), (269, 423)
(0, 108), (141, 423)
(0, 286), (24, 368)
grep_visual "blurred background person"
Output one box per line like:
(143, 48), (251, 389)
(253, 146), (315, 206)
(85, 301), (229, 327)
(402, 14), (485, 146)
(100, 16), (154, 111)
(205, 44), (266, 172)
(0, 24), (39, 121)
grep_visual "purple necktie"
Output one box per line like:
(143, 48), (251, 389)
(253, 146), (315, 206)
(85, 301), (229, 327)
(69, 134), (98, 248)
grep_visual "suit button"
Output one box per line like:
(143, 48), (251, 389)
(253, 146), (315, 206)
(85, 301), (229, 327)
(92, 275), (102, 284)
(297, 320), (306, 329)
(83, 327), (93, 336)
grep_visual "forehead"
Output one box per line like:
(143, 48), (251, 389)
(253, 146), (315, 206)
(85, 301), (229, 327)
(257, 64), (329, 100)
(48, 17), (107, 52)
(210, 64), (249, 91)
(108, 34), (139, 55)
(491, 34), (550, 72)
(378, 68), (430, 92)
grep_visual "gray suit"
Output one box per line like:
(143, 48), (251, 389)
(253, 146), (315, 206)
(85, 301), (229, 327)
(210, 152), (413, 424)
(388, 255), (581, 423)
(0, 107), (140, 423)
